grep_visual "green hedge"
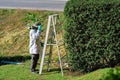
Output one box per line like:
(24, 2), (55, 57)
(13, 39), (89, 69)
(64, 0), (120, 72)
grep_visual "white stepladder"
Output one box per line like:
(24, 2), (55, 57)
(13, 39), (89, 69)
(39, 14), (64, 76)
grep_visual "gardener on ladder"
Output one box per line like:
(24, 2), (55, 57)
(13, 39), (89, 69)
(29, 22), (42, 73)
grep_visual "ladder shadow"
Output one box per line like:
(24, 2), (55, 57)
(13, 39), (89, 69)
(41, 68), (69, 75)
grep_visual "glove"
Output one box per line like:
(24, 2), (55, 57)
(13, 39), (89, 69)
(38, 25), (42, 31)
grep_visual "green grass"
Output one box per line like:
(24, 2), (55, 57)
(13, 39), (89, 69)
(76, 68), (111, 80)
(0, 54), (120, 80)
(1, 59), (120, 80)
(0, 60), (68, 80)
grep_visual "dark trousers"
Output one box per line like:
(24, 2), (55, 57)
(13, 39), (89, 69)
(30, 54), (39, 72)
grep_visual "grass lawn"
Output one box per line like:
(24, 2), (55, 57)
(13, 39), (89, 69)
(0, 59), (71, 80)
(0, 55), (120, 80)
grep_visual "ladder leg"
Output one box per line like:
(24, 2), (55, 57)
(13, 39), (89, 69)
(39, 16), (51, 74)
(57, 45), (64, 76)
(52, 16), (64, 76)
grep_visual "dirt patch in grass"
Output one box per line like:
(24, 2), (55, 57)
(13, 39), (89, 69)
(65, 71), (85, 77)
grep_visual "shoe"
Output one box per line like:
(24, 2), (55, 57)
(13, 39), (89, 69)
(35, 69), (39, 72)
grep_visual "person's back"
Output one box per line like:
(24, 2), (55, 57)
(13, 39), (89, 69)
(29, 28), (41, 54)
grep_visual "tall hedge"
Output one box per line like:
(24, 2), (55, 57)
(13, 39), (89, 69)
(64, 0), (120, 72)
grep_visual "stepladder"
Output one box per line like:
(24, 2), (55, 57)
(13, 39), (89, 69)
(39, 14), (65, 76)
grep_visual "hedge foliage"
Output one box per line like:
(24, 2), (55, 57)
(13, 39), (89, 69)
(64, 0), (120, 72)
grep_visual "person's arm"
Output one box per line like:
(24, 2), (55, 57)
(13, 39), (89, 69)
(35, 25), (42, 39)
(30, 25), (42, 40)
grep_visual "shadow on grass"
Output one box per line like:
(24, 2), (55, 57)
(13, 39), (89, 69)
(0, 55), (31, 66)
(41, 68), (69, 75)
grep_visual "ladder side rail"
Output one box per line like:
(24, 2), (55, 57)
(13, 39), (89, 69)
(39, 16), (51, 74)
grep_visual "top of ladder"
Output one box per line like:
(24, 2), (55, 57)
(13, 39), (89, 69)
(49, 14), (58, 17)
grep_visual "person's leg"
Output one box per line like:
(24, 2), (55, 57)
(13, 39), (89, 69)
(34, 54), (39, 70)
(30, 54), (39, 72)
(30, 54), (36, 72)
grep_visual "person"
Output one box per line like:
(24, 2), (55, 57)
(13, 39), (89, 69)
(29, 22), (42, 73)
